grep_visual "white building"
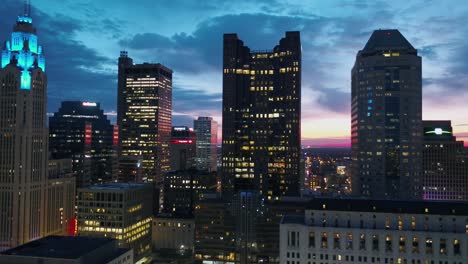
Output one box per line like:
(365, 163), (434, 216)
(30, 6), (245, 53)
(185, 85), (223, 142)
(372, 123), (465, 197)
(0, 11), (48, 250)
(280, 199), (468, 264)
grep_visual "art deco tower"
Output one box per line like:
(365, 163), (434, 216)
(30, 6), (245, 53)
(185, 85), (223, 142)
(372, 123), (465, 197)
(222, 32), (301, 200)
(0, 7), (48, 249)
(351, 29), (422, 200)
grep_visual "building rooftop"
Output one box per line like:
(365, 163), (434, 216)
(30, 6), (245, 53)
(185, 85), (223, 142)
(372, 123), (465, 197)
(83, 182), (150, 191)
(306, 198), (468, 216)
(281, 214), (305, 225)
(361, 29), (416, 54)
(1, 236), (115, 259)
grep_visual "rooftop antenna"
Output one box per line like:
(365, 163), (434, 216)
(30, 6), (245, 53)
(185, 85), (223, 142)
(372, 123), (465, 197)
(24, 0), (31, 16)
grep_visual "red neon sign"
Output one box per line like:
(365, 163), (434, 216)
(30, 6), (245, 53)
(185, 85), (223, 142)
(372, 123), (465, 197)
(84, 123), (92, 146)
(170, 139), (193, 144)
(68, 218), (77, 236)
(113, 125), (119, 146)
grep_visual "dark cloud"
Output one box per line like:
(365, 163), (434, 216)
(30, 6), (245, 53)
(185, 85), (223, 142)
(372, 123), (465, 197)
(315, 88), (350, 113)
(419, 45), (438, 60)
(120, 33), (174, 50)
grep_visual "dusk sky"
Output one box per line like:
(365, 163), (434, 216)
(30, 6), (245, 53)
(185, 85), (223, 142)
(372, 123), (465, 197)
(1, 0), (467, 146)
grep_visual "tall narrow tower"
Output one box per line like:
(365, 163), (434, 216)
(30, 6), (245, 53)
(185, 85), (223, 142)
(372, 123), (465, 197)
(351, 29), (422, 200)
(222, 32), (301, 200)
(117, 51), (172, 182)
(0, 5), (48, 249)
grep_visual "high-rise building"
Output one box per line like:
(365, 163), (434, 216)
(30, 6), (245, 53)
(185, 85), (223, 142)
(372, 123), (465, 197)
(163, 169), (217, 215)
(117, 51), (172, 183)
(170, 126), (197, 171)
(194, 193), (237, 263)
(0, 8), (48, 250)
(194, 117), (218, 172)
(351, 29), (423, 200)
(49, 101), (118, 187)
(422, 120), (468, 200)
(45, 159), (76, 237)
(116, 155), (143, 182)
(222, 31), (301, 200)
(77, 183), (153, 261)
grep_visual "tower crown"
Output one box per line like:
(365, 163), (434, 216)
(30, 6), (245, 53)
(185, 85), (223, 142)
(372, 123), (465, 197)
(1, 1), (45, 90)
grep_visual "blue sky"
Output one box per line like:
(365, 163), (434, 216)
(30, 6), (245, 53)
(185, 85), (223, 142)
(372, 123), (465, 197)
(1, 0), (467, 145)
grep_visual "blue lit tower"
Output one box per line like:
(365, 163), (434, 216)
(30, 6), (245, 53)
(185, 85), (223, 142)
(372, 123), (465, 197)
(0, 4), (48, 249)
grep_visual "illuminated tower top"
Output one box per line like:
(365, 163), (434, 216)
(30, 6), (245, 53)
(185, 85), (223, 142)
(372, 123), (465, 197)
(1, 2), (45, 90)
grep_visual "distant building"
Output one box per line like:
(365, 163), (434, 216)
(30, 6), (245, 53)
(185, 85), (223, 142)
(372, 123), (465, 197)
(351, 29), (423, 200)
(49, 101), (118, 187)
(170, 126), (197, 171)
(163, 169), (217, 215)
(423, 120), (468, 200)
(0, 9), (48, 250)
(280, 198), (468, 263)
(0, 236), (133, 264)
(222, 31), (302, 199)
(194, 117), (218, 172)
(77, 183), (153, 261)
(118, 51), (172, 182)
(152, 216), (195, 256)
(45, 159), (76, 237)
(117, 155), (143, 182)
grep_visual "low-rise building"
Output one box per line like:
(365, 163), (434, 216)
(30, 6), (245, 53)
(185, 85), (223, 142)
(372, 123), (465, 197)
(280, 198), (468, 264)
(0, 236), (133, 264)
(77, 182), (153, 261)
(152, 215), (195, 256)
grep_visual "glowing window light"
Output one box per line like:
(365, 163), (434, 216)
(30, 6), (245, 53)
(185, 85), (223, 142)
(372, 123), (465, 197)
(20, 70), (31, 90)
(425, 128), (451, 135)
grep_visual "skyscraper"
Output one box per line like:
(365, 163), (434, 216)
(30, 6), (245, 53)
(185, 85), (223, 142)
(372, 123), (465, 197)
(170, 126), (197, 171)
(222, 32), (301, 200)
(0, 8), (48, 249)
(194, 117), (218, 172)
(422, 120), (468, 200)
(351, 29), (423, 200)
(49, 101), (118, 187)
(117, 51), (172, 182)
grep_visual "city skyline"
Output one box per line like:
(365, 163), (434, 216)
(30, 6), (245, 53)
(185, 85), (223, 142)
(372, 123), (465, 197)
(0, 0), (467, 147)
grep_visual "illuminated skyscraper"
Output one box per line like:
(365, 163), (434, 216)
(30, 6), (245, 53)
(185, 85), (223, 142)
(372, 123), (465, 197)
(117, 51), (172, 182)
(49, 101), (118, 187)
(422, 120), (468, 200)
(222, 32), (301, 200)
(194, 117), (218, 172)
(0, 7), (48, 249)
(351, 29), (422, 199)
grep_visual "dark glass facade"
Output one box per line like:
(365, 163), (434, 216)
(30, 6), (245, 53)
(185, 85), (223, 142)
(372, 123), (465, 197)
(222, 31), (301, 200)
(49, 101), (117, 187)
(351, 29), (422, 200)
(117, 51), (172, 183)
(170, 126), (197, 171)
(422, 120), (468, 200)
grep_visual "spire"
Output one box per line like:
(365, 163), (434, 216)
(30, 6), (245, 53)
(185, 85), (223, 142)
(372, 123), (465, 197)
(24, 0), (31, 17)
